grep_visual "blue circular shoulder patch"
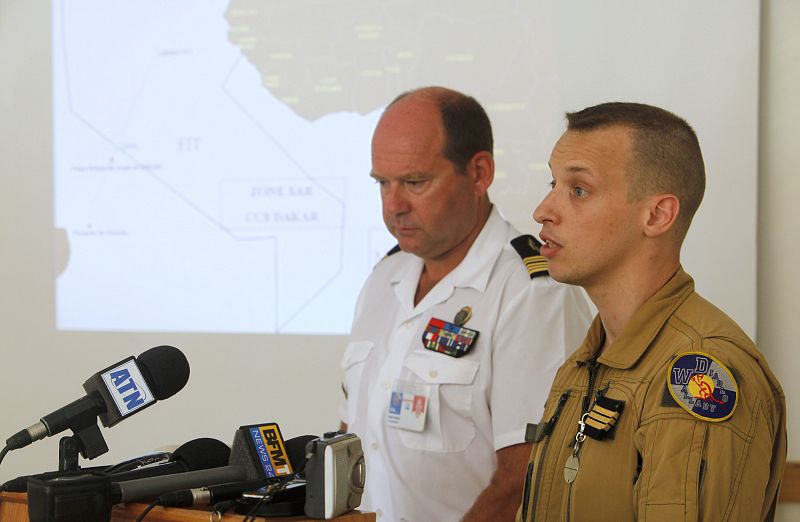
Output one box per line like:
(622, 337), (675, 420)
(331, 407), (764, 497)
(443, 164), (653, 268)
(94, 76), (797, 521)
(666, 352), (738, 422)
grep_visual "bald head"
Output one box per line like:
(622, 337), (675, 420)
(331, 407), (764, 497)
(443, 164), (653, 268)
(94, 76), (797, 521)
(370, 87), (495, 269)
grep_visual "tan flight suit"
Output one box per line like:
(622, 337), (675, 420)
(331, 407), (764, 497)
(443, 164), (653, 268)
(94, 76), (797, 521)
(517, 268), (786, 521)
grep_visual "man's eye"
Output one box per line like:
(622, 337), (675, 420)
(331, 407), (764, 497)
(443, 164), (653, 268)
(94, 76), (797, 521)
(405, 179), (429, 192)
(547, 179), (556, 189)
(573, 186), (587, 197)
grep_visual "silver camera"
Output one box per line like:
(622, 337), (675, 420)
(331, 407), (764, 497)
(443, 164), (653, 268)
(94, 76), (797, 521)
(304, 432), (366, 519)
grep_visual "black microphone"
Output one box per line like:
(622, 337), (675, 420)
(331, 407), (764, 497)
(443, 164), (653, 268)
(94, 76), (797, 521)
(0, 438), (227, 493)
(110, 465), (249, 504)
(109, 437), (230, 482)
(109, 423), (299, 504)
(157, 478), (269, 508)
(101, 451), (173, 475)
(156, 435), (316, 508)
(4, 345), (190, 460)
(283, 434), (315, 476)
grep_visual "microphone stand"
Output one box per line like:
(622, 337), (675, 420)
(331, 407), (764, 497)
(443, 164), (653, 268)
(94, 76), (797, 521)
(57, 422), (108, 471)
(58, 436), (81, 472)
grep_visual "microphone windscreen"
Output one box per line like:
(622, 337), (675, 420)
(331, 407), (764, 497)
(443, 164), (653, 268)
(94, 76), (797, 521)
(228, 430), (263, 480)
(109, 438), (230, 482)
(137, 345), (190, 400)
(172, 437), (230, 471)
(285, 435), (317, 473)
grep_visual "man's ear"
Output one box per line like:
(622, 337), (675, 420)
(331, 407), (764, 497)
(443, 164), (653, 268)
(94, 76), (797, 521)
(643, 194), (680, 237)
(468, 151), (494, 195)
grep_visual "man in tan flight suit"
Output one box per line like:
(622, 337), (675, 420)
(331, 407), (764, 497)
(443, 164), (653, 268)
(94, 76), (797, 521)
(517, 102), (786, 521)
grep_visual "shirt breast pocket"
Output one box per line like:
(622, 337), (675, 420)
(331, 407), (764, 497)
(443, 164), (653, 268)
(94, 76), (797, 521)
(341, 341), (375, 424)
(398, 351), (479, 452)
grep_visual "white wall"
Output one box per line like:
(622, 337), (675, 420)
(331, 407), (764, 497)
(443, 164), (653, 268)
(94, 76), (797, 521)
(760, 0), (800, 519)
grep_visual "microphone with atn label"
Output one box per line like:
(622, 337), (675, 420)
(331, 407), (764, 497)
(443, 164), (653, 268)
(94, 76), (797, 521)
(4, 345), (190, 461)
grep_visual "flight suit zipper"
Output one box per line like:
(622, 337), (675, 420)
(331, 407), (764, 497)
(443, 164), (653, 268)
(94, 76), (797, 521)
(522, 389), (571, 521)
(582, 359), (600, 414)
(565, 359), (600, 522)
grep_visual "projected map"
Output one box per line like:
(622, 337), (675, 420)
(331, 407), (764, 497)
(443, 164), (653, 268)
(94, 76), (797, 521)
(53, 0), (563, 333)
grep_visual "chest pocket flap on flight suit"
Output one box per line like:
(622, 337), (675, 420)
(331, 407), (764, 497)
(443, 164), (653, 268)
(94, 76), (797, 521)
(399, 351), (479, 452)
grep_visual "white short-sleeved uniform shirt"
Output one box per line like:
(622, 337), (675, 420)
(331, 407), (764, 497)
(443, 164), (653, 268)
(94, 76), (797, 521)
(341, 207), (592, 522)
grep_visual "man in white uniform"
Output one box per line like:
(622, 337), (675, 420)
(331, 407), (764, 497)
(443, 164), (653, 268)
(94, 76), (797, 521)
(340, 87), (591, 521)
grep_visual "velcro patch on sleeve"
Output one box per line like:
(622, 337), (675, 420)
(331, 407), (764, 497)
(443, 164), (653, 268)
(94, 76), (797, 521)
(666, 352), (738, 422)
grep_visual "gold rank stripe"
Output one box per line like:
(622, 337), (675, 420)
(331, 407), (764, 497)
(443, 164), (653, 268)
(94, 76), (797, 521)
(585, 416), (611, 431)
(592, 404), (620, 419)
(586, 408), (619, 431)
(523, 256), (548, 274)
(588, 409), (617, 425)
(524, 260), (547, 269)
(523, 255), (547, 266)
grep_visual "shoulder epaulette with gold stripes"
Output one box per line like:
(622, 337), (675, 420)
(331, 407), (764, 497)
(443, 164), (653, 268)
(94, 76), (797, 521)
(510, 235), (549, 279)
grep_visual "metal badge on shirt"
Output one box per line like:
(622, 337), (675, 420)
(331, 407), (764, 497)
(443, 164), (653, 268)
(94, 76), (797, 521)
(386, 380), (430, 432)
(563, 394), (625, 484)
(421, 308), (479, 358)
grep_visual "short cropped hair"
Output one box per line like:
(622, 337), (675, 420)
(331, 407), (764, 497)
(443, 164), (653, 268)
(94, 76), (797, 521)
(566, 102), (706, 239)
(389, 87), (493, 171)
